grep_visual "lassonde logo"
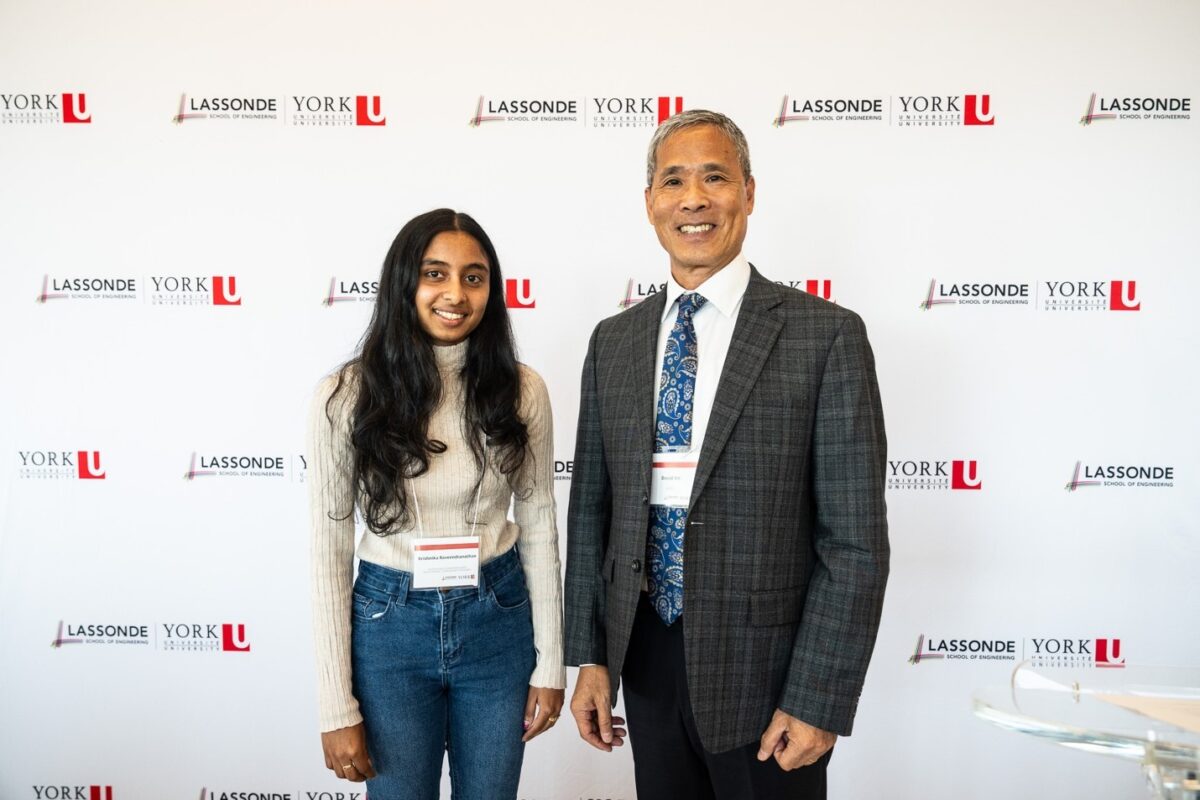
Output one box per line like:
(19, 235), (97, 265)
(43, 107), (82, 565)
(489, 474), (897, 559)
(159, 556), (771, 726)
(50, 620), (83, 647)
(919, 279), (1140, 312)
(919, 279), (1031, 310)
(908, 633), (1016, 664)
(173, 93), (279, 123)
(504, 278), (535, 309)
(51, 619), (149, 648)
(35, 274), (138, 303)
(619, 278), (668, 309)
(469, 95), (578, 125)
(554, 457), (574, 483)
(1080, 92), (1191, 124)
(773, 94), (885, 125)
(288, 94), (386, 127)
(1065, 460), (1175, 490)
(1, 92), (91, 125)
(31, 786), (112, 800)
(888, 459), (981, 491)
(323, 276), (379, 306)
(183, 452), (306, 482)
(17, 450), (105, 480)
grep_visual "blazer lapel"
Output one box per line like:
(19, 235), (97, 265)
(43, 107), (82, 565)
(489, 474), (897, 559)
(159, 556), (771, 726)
(690, 268), (784, 505)
(628, 292), (667, 495)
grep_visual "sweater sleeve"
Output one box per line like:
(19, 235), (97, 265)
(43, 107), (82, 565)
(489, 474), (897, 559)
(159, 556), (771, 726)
(512, 366), (567, 689)
(308, 372), (364, 731)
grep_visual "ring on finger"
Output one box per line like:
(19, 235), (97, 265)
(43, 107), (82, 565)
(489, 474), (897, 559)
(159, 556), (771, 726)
(343, 763), (355, 771)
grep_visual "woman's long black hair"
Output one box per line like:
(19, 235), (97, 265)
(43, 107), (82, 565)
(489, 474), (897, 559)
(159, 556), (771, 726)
(328, 209), (528, 534)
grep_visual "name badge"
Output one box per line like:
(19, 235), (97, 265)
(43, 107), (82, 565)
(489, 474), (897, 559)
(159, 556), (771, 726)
(650, 451), (698, 508)
(411, 536), (480, 589)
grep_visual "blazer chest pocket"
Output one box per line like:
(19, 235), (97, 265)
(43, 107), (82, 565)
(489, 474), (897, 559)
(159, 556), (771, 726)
(748, 588), (805, 627)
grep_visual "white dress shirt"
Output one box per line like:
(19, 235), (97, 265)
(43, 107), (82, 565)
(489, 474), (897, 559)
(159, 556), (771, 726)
(651, 253), (751, 462)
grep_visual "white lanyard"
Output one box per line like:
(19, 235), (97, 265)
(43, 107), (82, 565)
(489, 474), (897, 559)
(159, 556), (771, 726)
(408, 466), (485, 538)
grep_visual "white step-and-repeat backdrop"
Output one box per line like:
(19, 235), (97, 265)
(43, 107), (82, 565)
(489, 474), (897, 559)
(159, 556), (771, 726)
(2, 1), (1198, 798)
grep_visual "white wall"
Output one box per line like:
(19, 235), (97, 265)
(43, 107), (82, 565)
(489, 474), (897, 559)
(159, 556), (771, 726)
(2, 1), (1198, 798)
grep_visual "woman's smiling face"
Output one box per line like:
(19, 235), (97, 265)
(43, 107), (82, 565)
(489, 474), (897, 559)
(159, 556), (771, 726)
(414, 230), (491, 346)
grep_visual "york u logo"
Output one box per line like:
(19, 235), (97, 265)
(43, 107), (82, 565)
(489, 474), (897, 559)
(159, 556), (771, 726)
(1095, 638), (1125, 668)
(221, 623), (250, 652)
(77, 450), (105, 480)
(1109, 280), (1140, 311)
(951, 460), (981, 490)
(657, 96), (684, 125)
(62, 92), (91, 124)
(355, 95), (386, 126)
(212, 276), (241, 305)
(504, 278), (535, 309)
(963, 94), (994, 126)
(32, 786), (112, 800)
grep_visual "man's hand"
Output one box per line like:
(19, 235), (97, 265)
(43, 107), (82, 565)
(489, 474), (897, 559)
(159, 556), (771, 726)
(756, 709), (836, 771)
(569, 665), (627, 751)
(320, 722), (378, 782)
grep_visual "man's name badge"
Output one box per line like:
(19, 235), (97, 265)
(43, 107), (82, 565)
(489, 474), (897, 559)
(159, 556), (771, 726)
(411, 536), (481, 589)
(650, 451), (698, 508)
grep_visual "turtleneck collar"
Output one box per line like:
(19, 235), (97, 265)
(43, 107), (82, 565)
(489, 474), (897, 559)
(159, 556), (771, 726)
(433, 339), (469, 373)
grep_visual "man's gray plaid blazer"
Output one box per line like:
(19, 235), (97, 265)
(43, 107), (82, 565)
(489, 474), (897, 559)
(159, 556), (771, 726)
(564, 267), (889, 754)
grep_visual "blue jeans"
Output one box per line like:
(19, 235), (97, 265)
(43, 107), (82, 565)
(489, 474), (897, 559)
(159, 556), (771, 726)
(351, 546), (536, 800)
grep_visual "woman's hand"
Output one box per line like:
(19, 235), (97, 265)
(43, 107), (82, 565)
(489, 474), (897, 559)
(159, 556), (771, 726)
(521, 685), (565, 742)
(321, 723), (378, 782)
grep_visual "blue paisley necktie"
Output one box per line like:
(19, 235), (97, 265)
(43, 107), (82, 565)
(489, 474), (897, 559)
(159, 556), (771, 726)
(647, 292), (706, 625)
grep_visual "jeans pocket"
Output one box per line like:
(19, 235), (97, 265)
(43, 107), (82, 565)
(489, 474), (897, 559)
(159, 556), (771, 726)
(351, 582), (393, 623)
(489, 568), (530, 611)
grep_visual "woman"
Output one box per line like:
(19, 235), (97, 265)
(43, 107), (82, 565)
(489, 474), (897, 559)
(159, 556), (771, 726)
(308, 209), (565, 799)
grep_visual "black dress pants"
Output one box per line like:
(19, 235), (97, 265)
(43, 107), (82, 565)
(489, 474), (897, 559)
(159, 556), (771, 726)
(622, 593), (830, 800)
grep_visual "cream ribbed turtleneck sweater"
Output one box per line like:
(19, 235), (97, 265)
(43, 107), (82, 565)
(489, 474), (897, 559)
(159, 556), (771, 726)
(308, 340), (565, 732)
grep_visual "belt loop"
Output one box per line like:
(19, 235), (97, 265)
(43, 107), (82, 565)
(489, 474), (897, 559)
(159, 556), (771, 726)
(396, 569), (410, 607)
(477, 564), (488, 600)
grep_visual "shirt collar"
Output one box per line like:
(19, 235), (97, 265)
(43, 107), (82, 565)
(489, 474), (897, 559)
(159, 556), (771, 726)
(659, 252), (751, 323)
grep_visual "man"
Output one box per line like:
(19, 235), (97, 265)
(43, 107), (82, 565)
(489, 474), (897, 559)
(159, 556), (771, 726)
(564, 109), (889, 799)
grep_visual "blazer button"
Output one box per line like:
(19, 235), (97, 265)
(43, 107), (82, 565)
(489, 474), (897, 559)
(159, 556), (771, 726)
(631, 559), (642, 573)
(641, 494), (648, 505)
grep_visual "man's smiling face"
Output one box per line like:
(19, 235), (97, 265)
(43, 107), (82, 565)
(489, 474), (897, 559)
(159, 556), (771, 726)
(645, 124), (755, 280)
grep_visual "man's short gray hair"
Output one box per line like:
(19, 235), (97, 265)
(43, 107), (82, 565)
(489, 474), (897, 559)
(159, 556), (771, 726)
(645, 109), (752, 187)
